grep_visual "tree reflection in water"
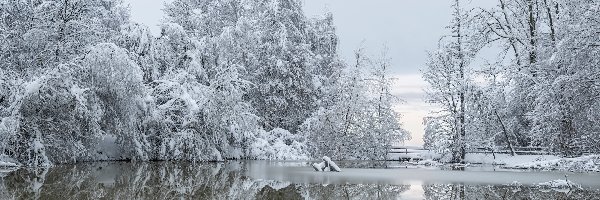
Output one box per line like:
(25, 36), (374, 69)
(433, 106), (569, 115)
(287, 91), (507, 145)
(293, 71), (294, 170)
(423, 184), (600, 200)
(0, 162), (598, 199)
(0, 162), (408, 199)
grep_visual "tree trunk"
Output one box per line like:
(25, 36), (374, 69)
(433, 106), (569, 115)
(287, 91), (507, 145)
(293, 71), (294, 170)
(528, 0), (538, 66)
(495, 110), (515, 156)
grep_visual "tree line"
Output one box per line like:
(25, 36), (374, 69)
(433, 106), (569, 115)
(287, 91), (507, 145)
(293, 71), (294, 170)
(0, 0), (409, 167)
(424, 0), (600, 162)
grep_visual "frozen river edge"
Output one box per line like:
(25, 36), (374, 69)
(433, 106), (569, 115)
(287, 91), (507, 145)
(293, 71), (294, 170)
(247, 161), (600, 189)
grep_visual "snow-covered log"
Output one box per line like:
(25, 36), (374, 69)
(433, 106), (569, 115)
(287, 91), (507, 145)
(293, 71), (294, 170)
(312, 156), (341, 172)
(312, 162), (325, 172)
(323, 156), (341, 172)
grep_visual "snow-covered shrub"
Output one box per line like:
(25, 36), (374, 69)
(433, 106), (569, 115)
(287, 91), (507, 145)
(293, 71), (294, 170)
(301, 92), (407, 160)
(79, 43), (149, 160)
(11, 67), (102, 166)
(0, 69), (18, 157)
(143, 74), (225, 161)
(423, 116), (454, 162)
(299, 48), (410, 161)
(249, 128), (308, 160)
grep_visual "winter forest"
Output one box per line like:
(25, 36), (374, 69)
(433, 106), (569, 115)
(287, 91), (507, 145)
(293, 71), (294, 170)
(0, 0), (599, 169)
(0, 0), (409, 167)
(423, 0), (600, 163)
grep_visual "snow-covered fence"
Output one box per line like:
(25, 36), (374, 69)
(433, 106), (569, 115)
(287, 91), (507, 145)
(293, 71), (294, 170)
(386, 146), (556, 162)
(470, 147), (551, 156)
(386, 146), (430, 161)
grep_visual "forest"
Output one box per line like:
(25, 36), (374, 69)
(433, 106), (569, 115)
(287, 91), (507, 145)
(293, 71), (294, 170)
(0, 0), (409, 167)
(1, 0), (598, 168)
(423, 0), (600, 162)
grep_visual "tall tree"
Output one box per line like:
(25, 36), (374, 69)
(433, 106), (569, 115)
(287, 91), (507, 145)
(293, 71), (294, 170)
(423, 0), (476, 163)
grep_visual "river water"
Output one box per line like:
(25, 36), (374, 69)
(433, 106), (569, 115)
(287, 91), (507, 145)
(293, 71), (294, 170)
(0, 161), (599, 199)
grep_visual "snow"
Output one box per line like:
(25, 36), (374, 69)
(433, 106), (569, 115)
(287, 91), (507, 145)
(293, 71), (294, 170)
(392, 151), (599, 173)
(505, 155), (600, 172)
(322, 156), (341, 172)
(179, 89), (199, 112)
(70, 85), (89, 106)
(416, 159), (441, 166)
(24, 79), (42, 95)
(537, 179), (581, 189)
(312, 156), (341, 172)
(312, 162), (325, 171)
(249, 129), (309, 160)
(33, 140), (44, 151)
(460, 153), (600, 172)
(464, 153), (560, 166)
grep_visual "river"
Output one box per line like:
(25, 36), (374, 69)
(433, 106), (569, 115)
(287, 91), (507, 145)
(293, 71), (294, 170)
(1, 161), (599, 199)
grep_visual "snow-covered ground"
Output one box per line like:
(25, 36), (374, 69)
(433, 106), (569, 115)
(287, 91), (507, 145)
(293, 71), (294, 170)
(505, 155), (600, 172)
(388, 149), (600, 173)
(464, 153), (560, 166)
(464, 153), (600, 172)
(537, 179), (581, 189)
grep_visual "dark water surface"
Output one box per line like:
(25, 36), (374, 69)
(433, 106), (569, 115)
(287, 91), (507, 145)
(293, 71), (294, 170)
(1, 161), (599, 199)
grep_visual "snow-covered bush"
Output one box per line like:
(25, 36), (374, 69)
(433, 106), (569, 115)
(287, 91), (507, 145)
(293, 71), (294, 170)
(0, 69), (18, 157)
(301, 49), (409, 160)
(249, 128), (308, 160)
(143, 73), (225, 161)
(11, 67), (102, 166)
(423, 116), (454, 162)
(79, 43), (149, 161)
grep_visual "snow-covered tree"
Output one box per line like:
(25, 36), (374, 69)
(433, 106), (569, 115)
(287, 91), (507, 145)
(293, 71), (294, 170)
(303, 48), (410, 160)
(424, 0), (600, 159)
(527, 0), (600, 156)
(1, 0), (411, 165)
(0, 0), (129, 74)
(79, 43), (148, 160)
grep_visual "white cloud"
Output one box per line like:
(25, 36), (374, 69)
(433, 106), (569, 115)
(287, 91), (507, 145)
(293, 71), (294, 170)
(390, 73), (439, 146)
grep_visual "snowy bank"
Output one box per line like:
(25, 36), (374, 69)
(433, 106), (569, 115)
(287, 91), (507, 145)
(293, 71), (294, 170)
(464, 153), (600, 172)
(464, 153), (560, 166)
(505, 155), (600, 172)
(416, 159), (442, 166)
(537, 179), (581, 189)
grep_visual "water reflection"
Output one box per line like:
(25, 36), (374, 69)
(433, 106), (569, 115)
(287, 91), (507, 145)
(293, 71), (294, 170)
(0, 161), (598, 199)
(422, 184), (600, 200)
(0, 161), (410, 199)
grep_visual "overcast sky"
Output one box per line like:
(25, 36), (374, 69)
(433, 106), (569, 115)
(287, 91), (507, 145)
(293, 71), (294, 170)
(123, 0), (497, 146)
